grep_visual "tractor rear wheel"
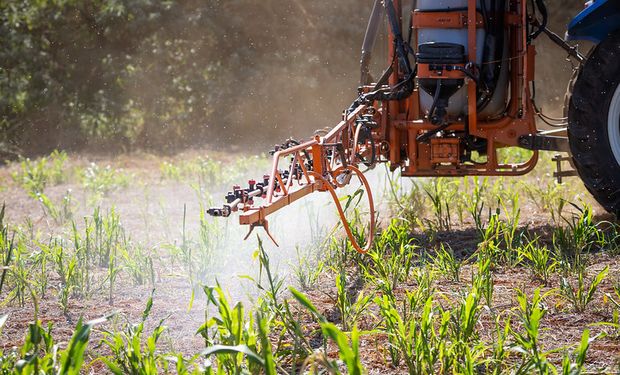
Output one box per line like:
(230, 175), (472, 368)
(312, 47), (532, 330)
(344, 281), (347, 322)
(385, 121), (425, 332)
(567, 31), (620, 216)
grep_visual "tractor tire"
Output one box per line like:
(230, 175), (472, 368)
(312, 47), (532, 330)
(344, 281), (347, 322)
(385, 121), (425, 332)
(567, 31), (620, 216)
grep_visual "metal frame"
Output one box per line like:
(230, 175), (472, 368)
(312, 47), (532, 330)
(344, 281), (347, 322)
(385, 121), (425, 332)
(209, 0), (578, 248)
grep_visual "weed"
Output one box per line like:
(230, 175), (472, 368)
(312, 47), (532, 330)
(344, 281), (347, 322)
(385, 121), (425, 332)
(422, 178), (455, 232)
(487, 316), (511, 374)
(99, 293), (167, 374)
(376, 293), (449, 373)
(198, 284), (262, 374)
(519, 240), (556, 284)
(412, 266), (437, 306)
(82, 163), (130, 197)
(596, 282), (620, 337)
(523, 181), (567, 224)
(384, 165), (426, 225)
(464, 176), (489, 234)
(472, 257), (494, 309)
(160, 161), (182, 181)
(478, 213), (523, 267)
(450, 286), (483, 344)
(361, 219), (416, 297)
(89, 207), (124, 268)
(119, 244), (155, 287)
(512, 288), (553, 374)
(559, 266), (609, 313)
(10, 150), (68, 195)
(34, 190), (74, 225)
(0, 205), (14, 295)
(561, 330), (591, 375)
(196, 206), (223, 280)
(553, 204), (605, 272)
(49, 239), (78, 313)
(3, 311), (105, 374)
(320, 323), (365, 375)
(334, 270), (372, 331)
(291, 245), (324, 291)
(71, 220), (95, 297)
(431, 243), (461, 282)
(5, 239), (31, 307)
(251, 239), (313, 365)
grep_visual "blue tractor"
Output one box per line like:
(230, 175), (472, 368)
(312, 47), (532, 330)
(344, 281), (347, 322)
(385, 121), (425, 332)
(566, 0), (620, 215)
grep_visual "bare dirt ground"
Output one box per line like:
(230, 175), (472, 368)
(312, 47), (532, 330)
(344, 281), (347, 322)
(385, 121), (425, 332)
(1, 149), (620, 372)
(0, 149), (338, 359)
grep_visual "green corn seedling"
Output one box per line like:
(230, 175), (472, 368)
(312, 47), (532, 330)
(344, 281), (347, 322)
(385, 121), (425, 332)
(334, 270), (372, 332)
(431, 243), (461, 282)
(99, 294), (166, 374)
(559, 266), (609, 313)
(512, 288), (553, 374)
(519, 240), (556, 284)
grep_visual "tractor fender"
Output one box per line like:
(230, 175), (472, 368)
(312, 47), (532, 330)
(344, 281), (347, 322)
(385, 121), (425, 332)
(567, 0), (620, 43)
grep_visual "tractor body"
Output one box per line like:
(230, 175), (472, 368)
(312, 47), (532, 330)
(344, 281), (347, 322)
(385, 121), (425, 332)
(567, 0), (620, 43)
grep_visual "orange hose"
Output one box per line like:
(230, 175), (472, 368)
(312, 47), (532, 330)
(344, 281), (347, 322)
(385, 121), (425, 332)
(309, 165), (375, 254)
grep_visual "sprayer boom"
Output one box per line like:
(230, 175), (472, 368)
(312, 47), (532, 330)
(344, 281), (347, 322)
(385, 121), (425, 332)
(207, 103), (377, 252)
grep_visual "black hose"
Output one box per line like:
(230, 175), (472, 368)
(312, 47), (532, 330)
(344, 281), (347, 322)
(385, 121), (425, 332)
(351, 0), (417, 112)
(428, 80), (442, 122)
(529, 0), (548, 40)
(356, 136), (377, 167)
(384, 0), (413, 76)
(360, 0), (385, 85)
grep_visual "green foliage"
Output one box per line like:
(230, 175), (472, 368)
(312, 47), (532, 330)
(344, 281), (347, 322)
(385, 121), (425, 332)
(82, 163), (130, 197)
(361, 219), (417, 297)
(48, 238), (78, 313)
(165, 205), (222, 287)
(384, 165), (426, 225)
(523, 181), (568, 224)
(1, 315), (105, 375)
(1, 1), (369, 153)
(553, 204), (605, 273)
(291, 244), (324, 291)
(431, 244), (461, 282)
(518, 240), (556, 284)
(0, 205), (13, 296)
(320, 323), (365, 375)
(472, 257), (494, 308)
(197, 284), (261, 374)
(10, 151), (68, 195)
(3, 149), (619, 374)
(251, 239), (314, 365)
(512, 288), (554, 374)
(421, 178), (456, 232)
(35, 190), (75, 225)
(560, 266), (609, 313)
(334, 270), (372, 331)
(463, 176), (489, 234)
(99, 294), (167, 374)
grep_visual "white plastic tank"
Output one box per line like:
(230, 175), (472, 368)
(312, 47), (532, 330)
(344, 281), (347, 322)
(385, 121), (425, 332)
(416, 0), (509, 119)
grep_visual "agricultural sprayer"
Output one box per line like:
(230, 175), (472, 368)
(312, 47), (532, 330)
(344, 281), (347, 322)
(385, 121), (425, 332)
(208, 0), (620, 251)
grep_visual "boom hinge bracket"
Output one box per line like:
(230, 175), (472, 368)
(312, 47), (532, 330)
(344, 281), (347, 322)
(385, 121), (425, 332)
(518, 132), (570, 153)
(552, 154), (578, 184)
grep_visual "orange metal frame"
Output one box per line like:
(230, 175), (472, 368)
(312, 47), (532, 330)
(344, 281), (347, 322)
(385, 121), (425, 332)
(380, 0), (539, 177)
(217, 0), (541, 250)
(237, 104), (376, 253)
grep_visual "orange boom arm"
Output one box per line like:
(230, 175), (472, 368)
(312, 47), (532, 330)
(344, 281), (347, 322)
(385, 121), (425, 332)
(207, 104), (378, 252)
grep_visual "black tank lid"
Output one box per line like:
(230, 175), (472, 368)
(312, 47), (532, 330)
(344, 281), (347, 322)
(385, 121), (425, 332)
(416, 42), (465, 64)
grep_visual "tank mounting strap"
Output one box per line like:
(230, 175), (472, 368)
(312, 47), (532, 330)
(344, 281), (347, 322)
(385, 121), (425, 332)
(411, 10), (484, 29)
(518, 132), (570, 153)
